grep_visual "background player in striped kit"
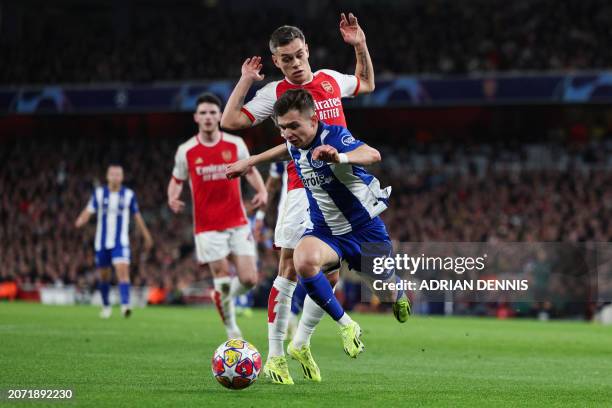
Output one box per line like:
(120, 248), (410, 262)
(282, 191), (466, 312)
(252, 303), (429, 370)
(75, 164), (154, 318)
(167, 93), (267, 340)
(221, 14), (384, 385)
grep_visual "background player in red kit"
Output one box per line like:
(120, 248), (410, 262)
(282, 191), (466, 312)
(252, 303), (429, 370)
(168, 93), (268, 340)
(220, 14), (410, 385)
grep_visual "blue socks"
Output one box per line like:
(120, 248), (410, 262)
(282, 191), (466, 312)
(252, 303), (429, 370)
(291, 282), (307, 315)
(119, 282), (130, 306)
(99, 282), (110, 306)
(299, 272), (344, 321)
(395, 275), (405, 301)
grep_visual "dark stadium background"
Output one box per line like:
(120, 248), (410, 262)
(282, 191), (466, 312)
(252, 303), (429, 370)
(1, 0), (611, 321)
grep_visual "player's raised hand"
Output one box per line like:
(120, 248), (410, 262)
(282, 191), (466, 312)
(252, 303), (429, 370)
(339, 13), (366, 46)
(226, 159), (252, 179)
(168, 198), (185, 214)
(241, 56), (265, 82)
(313, 145), (341, 163)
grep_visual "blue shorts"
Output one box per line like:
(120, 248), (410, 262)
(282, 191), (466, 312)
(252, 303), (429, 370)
(95, 246), (131, 268)
(302, 217), (393, 279)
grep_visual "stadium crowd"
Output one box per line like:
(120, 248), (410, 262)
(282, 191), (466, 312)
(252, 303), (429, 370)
(1, 0), (611, 84)
(1, 127), (611, 312)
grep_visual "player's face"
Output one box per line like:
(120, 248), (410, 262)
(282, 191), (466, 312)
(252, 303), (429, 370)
(276, 109), (318, 148)
(272, 39), (312, 84)
(194, 102), (221, 133)
(107, 166), (124, 188)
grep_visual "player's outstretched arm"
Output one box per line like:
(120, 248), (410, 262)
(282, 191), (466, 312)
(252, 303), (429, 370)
(226, 144), (290, 179)
(313, 143), (381, 166)
(340, 13), (375, 93)
(167, 178), (186, 214)
(134, 213), (154, 251)
(221, 57), (265, 130)
(245, 167), (268, 208)
(74, 207), (92, 228)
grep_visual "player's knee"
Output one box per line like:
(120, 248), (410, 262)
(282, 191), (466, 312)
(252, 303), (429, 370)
(209, 263), (230, 278)
(115, 264), (130, 282)
(241, 274), (257, 288)
(293, 250), (322, 278)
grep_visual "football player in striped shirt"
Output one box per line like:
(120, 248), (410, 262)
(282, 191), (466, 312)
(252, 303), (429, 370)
(75, 164), (154, 318)
(227, 89), (407, 366)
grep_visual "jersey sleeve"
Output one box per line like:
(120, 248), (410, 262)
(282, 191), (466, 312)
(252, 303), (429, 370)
(241, 81), (277, 125)
(236, 137), (250, 160)
(86, 189), (98, 214)
(129, 192), (140, 214)
(325, 127), (364, 153)
(269, 162), (284, 179)
(319, 69), (360, 98)
(172, 145), (189, 181)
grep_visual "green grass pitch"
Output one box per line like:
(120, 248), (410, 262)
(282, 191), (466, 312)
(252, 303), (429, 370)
(1, 303), (611, 407)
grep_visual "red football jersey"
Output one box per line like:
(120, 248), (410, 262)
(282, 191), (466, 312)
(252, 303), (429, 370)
(172, 132), (249, 233)
(241, 69), (360, 190)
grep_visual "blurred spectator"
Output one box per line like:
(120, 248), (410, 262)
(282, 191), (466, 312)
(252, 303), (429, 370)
(2, 0), (612, 84)
(1, 128), (611, 297)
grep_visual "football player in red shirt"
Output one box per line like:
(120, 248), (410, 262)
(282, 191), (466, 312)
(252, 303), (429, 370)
(168, 93), (267, 340)
(221, 14), (408, 385)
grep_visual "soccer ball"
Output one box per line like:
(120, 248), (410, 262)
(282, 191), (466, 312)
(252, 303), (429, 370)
(211, 339), (262, 390)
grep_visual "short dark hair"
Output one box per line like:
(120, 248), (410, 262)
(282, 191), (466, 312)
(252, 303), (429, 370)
(273, 89), (315, 119)
(195, 93), (222, 111)
(269, 25), (306, 53)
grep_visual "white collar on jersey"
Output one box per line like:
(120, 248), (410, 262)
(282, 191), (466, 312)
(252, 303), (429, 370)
(284, 71), (316, 86)
(197, 131), (223, 147)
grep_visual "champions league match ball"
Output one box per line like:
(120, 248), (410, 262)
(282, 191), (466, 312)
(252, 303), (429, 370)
(211, 339), (262, 390)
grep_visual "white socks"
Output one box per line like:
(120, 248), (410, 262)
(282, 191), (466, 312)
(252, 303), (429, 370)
(291, 294), (324, 348)
(267, 276), (297, 357)
(213, 277), (241, 338)
(291, 283), (340, 348)
(337, 313), (354, 327)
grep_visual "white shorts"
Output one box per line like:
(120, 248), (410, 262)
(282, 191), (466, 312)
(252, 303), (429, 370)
(195, 224), (256, 264)
(274, 188), (311, 249)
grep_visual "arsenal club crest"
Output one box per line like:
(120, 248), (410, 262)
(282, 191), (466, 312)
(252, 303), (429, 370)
(222, 150), (233, 162)
(321, 81), (334, 94)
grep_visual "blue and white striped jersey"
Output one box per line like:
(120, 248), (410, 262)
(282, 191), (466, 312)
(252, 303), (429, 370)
(87, 186), (139, 251)
(288, 122), (391, 235)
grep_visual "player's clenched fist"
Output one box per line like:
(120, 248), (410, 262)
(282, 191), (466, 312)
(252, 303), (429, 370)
(251, 191), (268, 208)
(312, 145), (341, 163)
(226, 159), (252, 179)
(241, 56), (265, 82)
(168, 198), (185, 214)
